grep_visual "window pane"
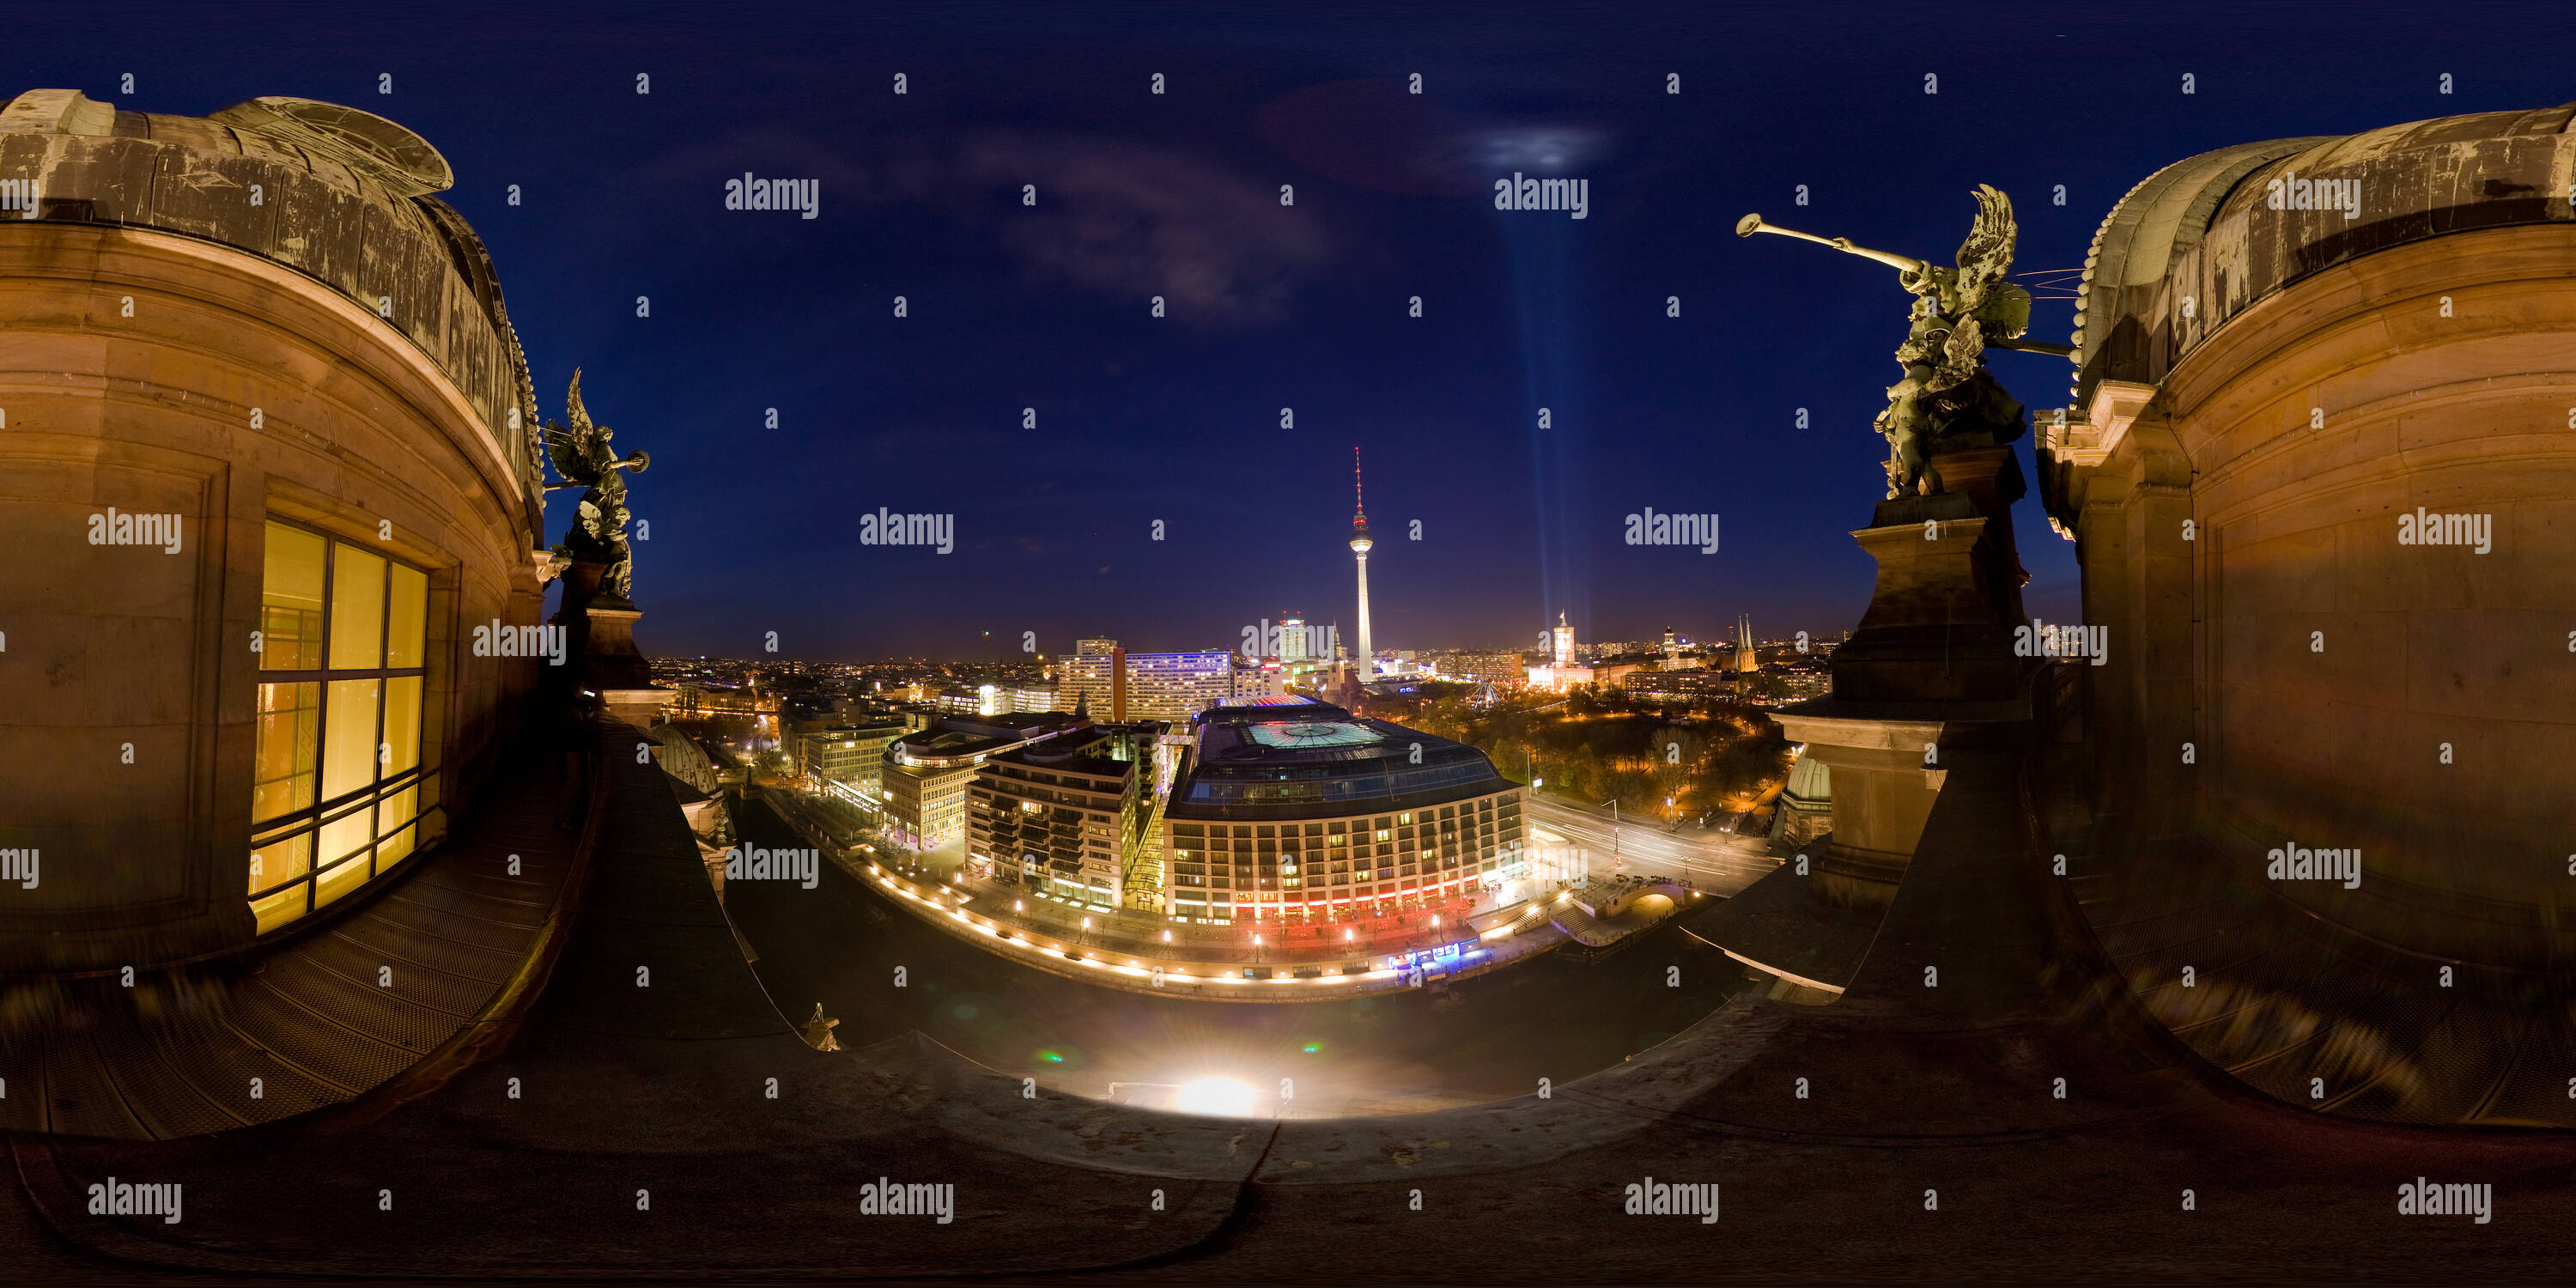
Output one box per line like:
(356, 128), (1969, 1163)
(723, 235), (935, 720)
(375, 824), (415, 874)
(376, 785), (417, 873)
(321, 678), (381, 801)
(318, 801), (374, 870)
(383, 676), (422, 777)
(259, 523), (327, 671)
(313, 853), (370, 909)
(252, 682), (319, 822)
(386, 562), (427, 668)
(249, 831), (311, 896)
(251, 882), (309, 934)
(328, 545), (386, 670)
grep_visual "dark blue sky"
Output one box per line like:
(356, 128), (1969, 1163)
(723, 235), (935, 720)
(23, 2), (2569, 659)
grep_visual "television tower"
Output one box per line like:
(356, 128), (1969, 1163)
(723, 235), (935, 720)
(1349, 447), (1373, 676)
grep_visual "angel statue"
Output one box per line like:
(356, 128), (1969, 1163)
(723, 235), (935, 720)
(1739, 186), (2062, 498)
(542, 370), (651, 603)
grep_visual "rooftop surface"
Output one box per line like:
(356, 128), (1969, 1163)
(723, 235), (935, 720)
(1168, 704), (1514, 820)
(12, 731), (2576, 1283)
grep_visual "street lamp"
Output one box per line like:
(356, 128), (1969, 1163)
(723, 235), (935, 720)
(1601, 798), (1624, 872)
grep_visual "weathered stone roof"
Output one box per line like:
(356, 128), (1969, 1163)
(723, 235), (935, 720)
(2068, 99), (2576, 409)
(0, 88), (543, 518)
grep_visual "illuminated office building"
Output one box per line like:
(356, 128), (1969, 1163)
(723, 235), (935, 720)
(968, 729), (1148, 909)
(1161, 702), (1523, 921)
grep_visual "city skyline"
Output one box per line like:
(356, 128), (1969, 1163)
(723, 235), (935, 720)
(18, 8), (2552, 658)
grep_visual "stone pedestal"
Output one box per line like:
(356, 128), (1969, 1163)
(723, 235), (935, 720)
(550, 559), (671, 728)
(1828, 447), (2031, 705)
(1693, 443), (2037, 999)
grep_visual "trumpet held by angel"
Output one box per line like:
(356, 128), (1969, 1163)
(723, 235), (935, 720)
(1739, 185), (2058, 498)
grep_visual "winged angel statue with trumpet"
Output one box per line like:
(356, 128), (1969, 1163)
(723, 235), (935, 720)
(542, 370), (651, 603)
(1738, 185), (2044, 498)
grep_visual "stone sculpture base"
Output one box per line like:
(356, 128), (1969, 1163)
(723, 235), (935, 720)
(1695, 444), (2036, 1000)
(549, 562), (671, 728)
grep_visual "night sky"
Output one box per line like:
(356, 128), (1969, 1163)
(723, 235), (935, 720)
(20, 3), (2568, 659)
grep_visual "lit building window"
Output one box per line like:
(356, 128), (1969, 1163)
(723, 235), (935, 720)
(248, 520), (436, 934)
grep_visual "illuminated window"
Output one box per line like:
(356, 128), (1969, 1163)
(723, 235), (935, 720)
(249, 520), (436, 934)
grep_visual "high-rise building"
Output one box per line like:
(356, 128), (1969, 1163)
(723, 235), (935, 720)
(1552, 611), (1576, 667)
(1056, 644), (1230, 722)
(1280, 613), (1309, 663)
(1123, 649), (1234, 720)
(969, 729), (1147, 910)
(1447, 653), (1526, 687)
(1349, 449), (1374, 673)
(1055, 641), (1118, 717)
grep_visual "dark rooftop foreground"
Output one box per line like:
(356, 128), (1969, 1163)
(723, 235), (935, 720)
(2, 723), (2571, 1284)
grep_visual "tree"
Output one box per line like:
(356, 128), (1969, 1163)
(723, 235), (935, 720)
(1653, 726), (1707, 817)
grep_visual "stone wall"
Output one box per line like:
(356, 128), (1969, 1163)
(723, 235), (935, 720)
(0, 222), (546, 969)
(2063, 223), (2576, 967)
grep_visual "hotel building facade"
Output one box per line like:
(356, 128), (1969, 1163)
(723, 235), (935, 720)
(1055, 639), (1233, 722)
(1160, 702), (1524, 921)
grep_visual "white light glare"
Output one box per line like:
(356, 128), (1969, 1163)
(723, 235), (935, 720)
(1171, 1078), (1260, 1118)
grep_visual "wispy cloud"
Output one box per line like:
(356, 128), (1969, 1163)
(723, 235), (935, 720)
(645, 126), (1332, 325)
(951, 131), (1332, 324)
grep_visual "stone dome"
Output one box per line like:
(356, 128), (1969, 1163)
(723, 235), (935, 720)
(0, 88), (543, 523)
(2067, 99), (2576, 410)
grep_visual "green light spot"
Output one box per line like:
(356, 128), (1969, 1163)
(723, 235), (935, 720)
(1302, 1043), (1321, 1054)
(1038, 1050), (1064, 1063)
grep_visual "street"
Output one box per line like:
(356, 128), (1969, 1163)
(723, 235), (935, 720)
(724, 795), (1750, 1117)
(1520, 793), (1782, 895)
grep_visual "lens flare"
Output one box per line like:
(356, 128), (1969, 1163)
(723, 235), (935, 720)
(1172, 1078), (1259, 1117)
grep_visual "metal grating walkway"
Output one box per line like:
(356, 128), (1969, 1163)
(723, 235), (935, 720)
(0, 733), (602, 1139)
